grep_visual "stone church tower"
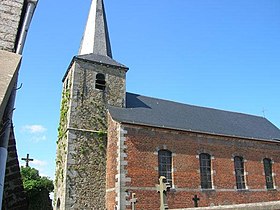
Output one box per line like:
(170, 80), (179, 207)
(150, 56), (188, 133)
(54, 0), (128, 209)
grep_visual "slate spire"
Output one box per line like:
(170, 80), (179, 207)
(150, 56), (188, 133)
(79, 0), (112, 57)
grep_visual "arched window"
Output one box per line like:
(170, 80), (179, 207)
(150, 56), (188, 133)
(199, 153), (212, 189)
(263, 158), (274, 189)
(234, 156), (246, 189)
(95, 73), (106, 90)
(158, 150), (172, 186)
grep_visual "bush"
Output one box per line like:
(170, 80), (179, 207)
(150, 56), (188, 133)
(21, 167), (54, 210)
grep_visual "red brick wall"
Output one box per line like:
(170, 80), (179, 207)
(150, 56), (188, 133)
(109, 123), (280, 209)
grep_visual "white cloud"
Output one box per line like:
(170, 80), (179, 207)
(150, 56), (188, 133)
(22, 125), (47, 134)
(31, 159), (51, 178)
(32, 159), (48, 167)
(20, 158), (47, 168)
(21, 125), (47, 143)
(34, 160), (54, 180)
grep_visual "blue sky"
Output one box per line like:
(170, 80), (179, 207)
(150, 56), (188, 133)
(14, 0), (280, 179)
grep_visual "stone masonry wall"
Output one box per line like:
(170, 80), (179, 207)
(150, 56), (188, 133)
(55, 58), (126, 209)
(0, 0), (25, 52)
(68, 60), (126, 131)
(107, 122), (280, 210)
(54, 64), (74, 209)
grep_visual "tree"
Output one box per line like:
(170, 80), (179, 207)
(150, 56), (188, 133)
(21, 166), (54, 210)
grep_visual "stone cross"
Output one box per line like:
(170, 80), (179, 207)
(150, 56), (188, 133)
(156, 176), (170, 210)
(21, 153), (33, 167)
(192, 194), (200, 207)
(130, 193), (137, 210)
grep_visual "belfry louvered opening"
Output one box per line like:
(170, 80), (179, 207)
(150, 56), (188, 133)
(95, 73), (106, 90)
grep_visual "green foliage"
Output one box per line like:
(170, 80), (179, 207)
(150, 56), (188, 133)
(97, 131), (106, 152)
(21, 166), (54, 196)
(57, 89), (70, 142)
(97, 130), (106, 137)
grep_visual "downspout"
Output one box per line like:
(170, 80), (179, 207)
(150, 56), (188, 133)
(0, 0), (38, 207)
(16, 0), (39, 55)
(0, 82), (17, 208)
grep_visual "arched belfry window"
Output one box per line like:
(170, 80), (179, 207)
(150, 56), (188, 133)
(158, 150), (172, 186)
(95, 73), (106, 90)
(263, 158), (274, 189)
(199, 153), (212, 189)
(234, 156), (246, 189)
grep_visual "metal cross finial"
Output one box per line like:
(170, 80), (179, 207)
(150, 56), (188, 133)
(130, 193), (137, 210)
(21, 153), (34, 167)
(262, 108), (267, 118)
(156, 176), (170, 210)
(192, 194), (200, 207)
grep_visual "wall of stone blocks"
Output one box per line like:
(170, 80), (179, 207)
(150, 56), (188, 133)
(106, 121), (280, 209)
(0, 0), (25, 52)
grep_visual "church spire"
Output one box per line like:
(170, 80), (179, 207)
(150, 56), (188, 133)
(79, 0), (112, 58)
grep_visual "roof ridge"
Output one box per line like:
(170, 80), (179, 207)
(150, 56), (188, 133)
(126, 92), (264, 120)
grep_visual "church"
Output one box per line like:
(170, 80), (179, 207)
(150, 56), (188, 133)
(54, 0), (280, 209)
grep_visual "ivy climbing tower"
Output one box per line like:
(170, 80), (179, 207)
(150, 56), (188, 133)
(54, 0), (128, 209)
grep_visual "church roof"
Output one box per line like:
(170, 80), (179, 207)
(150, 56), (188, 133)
(109, 93), (280, 142)
(76, 53), (128, 69)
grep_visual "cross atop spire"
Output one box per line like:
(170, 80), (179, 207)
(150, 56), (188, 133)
(79, 0), (112, 58)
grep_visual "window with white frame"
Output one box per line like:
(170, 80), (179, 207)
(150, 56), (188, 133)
(234, 156), (246, 189)
(263, 158), (274, 189)
(158, 149), (172, 186)
(199, 153), (212, 189)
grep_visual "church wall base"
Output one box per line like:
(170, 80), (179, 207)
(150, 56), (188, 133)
(172, 200), (280, 210)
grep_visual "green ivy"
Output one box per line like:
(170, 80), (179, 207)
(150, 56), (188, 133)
(57, 89), (70, 143)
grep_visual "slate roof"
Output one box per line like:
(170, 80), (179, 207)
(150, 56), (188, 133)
(109, 92), (280, 141)
(76, 53), (128, 69)
(78, 0), (112, 57)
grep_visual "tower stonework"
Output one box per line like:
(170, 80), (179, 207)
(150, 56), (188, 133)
(54, 0), (128, 209)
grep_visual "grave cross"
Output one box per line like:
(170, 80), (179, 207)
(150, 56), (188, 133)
(156, 176), (170, 210)
(130, 193), (137, 210)
(192, 194), (200, 207)
(21, 153), (34, 167)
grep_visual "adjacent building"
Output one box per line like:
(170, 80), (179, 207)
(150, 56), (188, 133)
(0, 0), (38, 209)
